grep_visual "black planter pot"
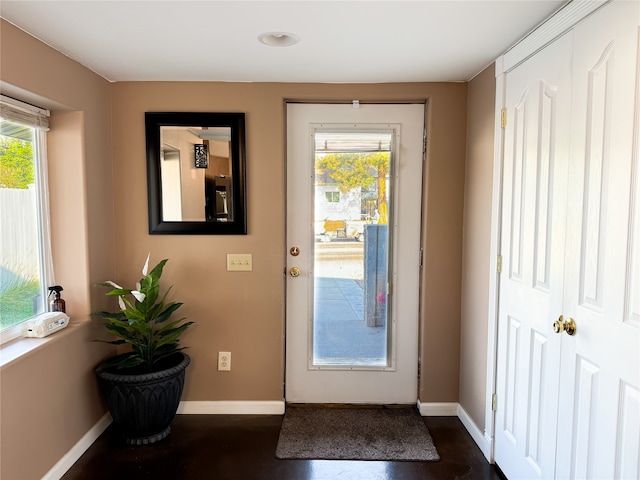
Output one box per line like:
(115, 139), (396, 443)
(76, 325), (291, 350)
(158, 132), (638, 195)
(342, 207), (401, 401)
(96, 352), (190, 445)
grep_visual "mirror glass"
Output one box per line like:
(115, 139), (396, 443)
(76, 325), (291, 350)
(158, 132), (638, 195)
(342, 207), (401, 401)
(146, 113), (246, 234)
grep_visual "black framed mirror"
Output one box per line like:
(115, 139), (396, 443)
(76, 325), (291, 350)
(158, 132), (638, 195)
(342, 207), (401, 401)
(145, 112), (247, 234)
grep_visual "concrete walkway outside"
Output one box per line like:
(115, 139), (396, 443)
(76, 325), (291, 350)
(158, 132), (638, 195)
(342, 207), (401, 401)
(313, 276), (387, 365)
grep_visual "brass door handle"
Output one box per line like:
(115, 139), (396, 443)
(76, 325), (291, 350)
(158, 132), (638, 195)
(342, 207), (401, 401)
(553, 315), (577, 336)
(553, 315), (564, 333)
(289, 267), (301, 277)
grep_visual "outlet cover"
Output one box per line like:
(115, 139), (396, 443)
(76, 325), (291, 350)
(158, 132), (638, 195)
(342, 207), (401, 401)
(218, 351), (231, 371)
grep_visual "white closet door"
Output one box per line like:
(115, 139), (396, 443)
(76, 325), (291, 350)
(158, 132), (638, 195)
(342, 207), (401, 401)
(494, 31), (573, 480)
(556, 2), (640, 478)
(495, 2), (639, 479)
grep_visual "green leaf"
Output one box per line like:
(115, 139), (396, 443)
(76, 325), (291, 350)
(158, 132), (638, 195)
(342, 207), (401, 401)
(156, 322), (193, 347)
(155, 302), (183, 323)
(104, 289), (132, 297)
(140, 259), (168, 308)
(103, 324), (138, 342)
(150, 346), (187, 368)
(115, 355), (145, 370)
(126, 317), (151, 335)
(93, 310), (127, 321)
(92, 338), (127, 346)
(147, 258), (168, 281)
(122, 307), (145, 321)
(156, 320), (193, 341)
(95, 353), (144, 372)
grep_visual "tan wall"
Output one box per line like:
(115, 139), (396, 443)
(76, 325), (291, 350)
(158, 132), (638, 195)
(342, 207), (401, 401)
(1, 17), (471, 478)
(459, 65), (496, 429)
(111, 82), (468, 402)
(0, 20), (116, 316)
(419, 85), (468, 402)
(1, 19), (116, 480)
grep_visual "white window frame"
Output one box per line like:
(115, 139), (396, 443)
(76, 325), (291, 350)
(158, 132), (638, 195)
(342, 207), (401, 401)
(0, 95), (54, 344)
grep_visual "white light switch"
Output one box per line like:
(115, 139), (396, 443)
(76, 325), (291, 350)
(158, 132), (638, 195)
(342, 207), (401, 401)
(227, 254), (252, 271)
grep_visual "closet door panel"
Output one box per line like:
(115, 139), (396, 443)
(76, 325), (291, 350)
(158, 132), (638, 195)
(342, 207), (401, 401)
(494, 31), (572, 480)
(556, 2), (640, 478)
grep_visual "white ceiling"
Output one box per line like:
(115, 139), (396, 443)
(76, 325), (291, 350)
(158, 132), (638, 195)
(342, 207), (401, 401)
(1, 0), (567, 83)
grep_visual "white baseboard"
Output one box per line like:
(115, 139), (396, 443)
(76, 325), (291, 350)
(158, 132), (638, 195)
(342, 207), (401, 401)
(456, 404), (492, 461)
(418, 402), (492, 462)
(416, 401), (458, 416)
(177, 400), (286, 415)
(42, 412), (112, 480)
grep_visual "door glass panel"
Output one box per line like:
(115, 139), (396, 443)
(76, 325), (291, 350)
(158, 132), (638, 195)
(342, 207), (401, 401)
(312, 129), (393, 367)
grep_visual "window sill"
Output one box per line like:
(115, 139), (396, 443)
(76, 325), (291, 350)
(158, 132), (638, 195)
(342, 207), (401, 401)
(0, 317), (90, 369)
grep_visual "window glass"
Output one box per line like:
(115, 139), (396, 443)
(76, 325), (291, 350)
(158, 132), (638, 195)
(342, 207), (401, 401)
(325, 191), (340, 203)
(0, 119), (47, 332)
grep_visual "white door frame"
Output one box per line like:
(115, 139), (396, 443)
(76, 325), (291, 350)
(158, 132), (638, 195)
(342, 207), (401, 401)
(484, 0), (613, 463)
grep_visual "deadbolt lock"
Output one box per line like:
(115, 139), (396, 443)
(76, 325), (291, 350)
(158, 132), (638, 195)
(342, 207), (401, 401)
(290, 246), (300, 257)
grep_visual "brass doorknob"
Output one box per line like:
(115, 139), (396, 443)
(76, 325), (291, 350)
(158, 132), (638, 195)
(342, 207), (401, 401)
(289, 267), (301, 277)
(563, 317), (577, 336)
(553, 315), (577, 336)
(553, 315), (565, 334)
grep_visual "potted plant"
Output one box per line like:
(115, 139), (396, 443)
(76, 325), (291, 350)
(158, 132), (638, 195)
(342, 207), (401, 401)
(94, 254), (193, 445)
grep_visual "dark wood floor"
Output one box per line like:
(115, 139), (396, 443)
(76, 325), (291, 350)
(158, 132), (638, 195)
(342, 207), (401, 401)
(62, 414), (505, 480)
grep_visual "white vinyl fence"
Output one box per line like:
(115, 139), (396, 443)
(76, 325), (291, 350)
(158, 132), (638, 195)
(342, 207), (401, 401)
(0, 186), (39, 278)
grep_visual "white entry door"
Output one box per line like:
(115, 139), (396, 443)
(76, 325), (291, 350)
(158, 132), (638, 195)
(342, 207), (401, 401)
(495, 2), (640, 479)
(285, 103), (425, 403)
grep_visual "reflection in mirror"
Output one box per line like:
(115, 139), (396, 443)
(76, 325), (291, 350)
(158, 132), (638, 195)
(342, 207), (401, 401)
(160, 145), (182, 221)
(146, 112), (246, 235)
(160, 126), (233, 222)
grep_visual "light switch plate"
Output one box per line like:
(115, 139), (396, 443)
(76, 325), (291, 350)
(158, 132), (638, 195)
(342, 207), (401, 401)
(227, 254), (252, 271)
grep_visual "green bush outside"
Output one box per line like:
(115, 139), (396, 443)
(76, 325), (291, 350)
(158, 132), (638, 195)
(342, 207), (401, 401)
(0, 275), (40, 329)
